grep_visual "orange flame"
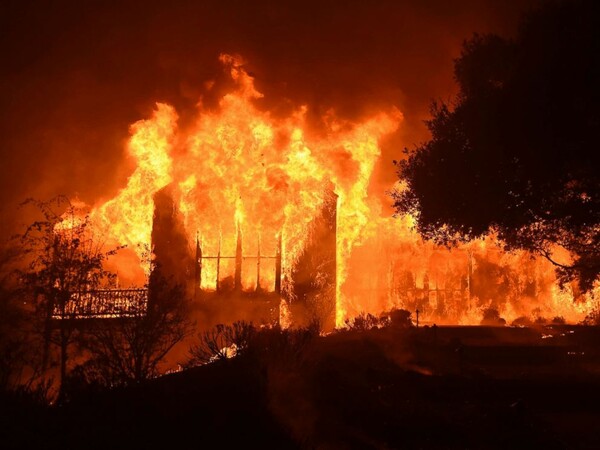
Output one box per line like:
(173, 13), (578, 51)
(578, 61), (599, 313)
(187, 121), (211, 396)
(84, 54), (597, 327)
(91, 103), (177, 277)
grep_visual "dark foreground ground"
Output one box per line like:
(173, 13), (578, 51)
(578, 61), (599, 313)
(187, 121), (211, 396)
(2, 324), (600, 449)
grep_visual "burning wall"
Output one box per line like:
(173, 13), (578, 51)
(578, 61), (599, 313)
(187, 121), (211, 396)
(149, 181), (337, 330)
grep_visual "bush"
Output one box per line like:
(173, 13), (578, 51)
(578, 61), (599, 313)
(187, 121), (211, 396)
(389, 309), (413, 328)
(344, 313), (382, 331)
(480, 308), (506, 326)
(511, 316), (533, 328)
(187, 321), (256, 367)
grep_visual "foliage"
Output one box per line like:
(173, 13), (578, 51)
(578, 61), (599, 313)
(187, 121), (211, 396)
(344, 312), (388, 331)
(17, 196), (120, 314)
(82, 275), (193, 386)
(15, 196), (121, 401)
(187, 320), (256, 366)
(388, 308), (413, 328)
(247, 324), (319, 370)
(340, 309), (414, 331)
(392, 0), (599, 292)
(0, 243), (47, 394)
(187, 321), (320, 370)
(480, 308), (506, 326)
(582, 307), (600, 326)
(511, 316), (533, 328)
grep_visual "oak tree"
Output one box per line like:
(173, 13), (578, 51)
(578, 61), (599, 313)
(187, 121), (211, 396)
(393, 0), (599, 292)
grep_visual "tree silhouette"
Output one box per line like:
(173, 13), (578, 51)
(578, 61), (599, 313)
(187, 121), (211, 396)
(81, 273), (193, 386)
(393, 0), (599, 291)
(16, 196), (120, 401)
(0, 243), (37, 392)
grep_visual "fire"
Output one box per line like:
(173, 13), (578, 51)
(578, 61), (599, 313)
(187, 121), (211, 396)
(82, 53), (597, 327)
(172, 55), (400, 328)
(91, 103), (177, 277)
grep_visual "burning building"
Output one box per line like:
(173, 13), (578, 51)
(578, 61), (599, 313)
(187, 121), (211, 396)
(64, 53), (596, 329)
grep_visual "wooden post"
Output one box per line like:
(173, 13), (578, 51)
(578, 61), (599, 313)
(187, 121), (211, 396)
(275, 233), (282, 295)
(234, 221), (242, 291)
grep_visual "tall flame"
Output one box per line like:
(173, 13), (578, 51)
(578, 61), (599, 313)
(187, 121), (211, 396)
(91, 103), (177, 276)
(85, 54), (597, 327)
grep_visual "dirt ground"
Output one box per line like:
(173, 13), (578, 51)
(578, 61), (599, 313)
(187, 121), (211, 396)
(3, 324), (600, 449)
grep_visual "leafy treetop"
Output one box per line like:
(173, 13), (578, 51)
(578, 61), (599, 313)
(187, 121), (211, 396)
(393, 0), (599, 291)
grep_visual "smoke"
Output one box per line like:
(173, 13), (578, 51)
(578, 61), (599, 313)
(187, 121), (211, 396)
(0, 0), (539, 235)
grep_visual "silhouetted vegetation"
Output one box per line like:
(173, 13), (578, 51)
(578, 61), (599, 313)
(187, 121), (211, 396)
(2, 287), (600, 449)
(341, 309), (415, 331)
(187, 320), (256, 366)
(2, 2), (600, 448)
(15, 197), (121, 401)
(512, 316), (533, 328)
(389, 308), (414, 328)
(187, 320), (321, 369)
(77, 275), (193, 390)
(1, 197), (195, 404)
(393, 0), (599, 292)
(480, 308), (506, 326)
(0, 243), (47, 397)
(344, 312), (385, 331)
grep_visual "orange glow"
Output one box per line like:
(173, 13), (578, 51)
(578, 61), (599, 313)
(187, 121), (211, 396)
(82, 54), (597, 327)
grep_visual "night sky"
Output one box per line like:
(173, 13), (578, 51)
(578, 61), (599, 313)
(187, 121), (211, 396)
(0, 0), (539, 233)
